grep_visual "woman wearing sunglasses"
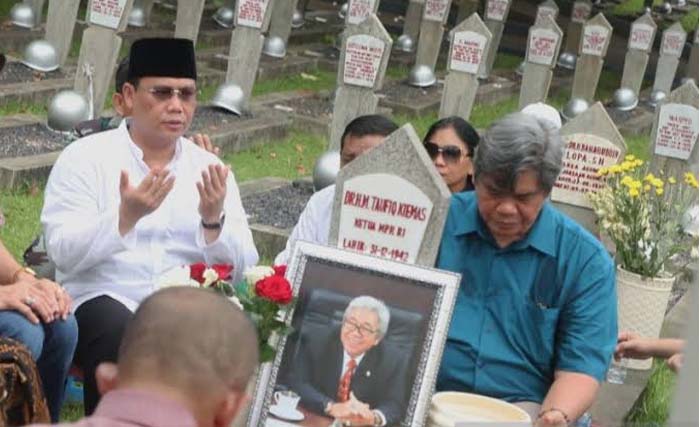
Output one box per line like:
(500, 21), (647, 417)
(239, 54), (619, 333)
(423, 116), (480, 193)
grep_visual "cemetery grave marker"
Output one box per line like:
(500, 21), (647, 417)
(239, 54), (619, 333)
(174, 0), (207, 42)
(329, 124), (451, 266)
(45, 0), (81, 67)
(561, 0), (592, 61)
(686, 31), (698, 85)
(519, 14), (562, 109)
(477, 0), (512, 79)
(536, 0), (559, 23)
(551, 102), (627, 233)
(398, 0), (425, 49)
(263, 0), (299, 57)
(649, 81), (699, 178)
(651, 22), (688, 97)
(329, 14), (392, 150)
(346, 0), (380, 26)
(410, 0), (453, 86)
(439, 13), (492, 119)
(620, 13), (657, 97)
(571, 13), (612, 103)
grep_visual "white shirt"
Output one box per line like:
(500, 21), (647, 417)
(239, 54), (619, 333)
(274, 184), (335, 265)
(41, 121), (259, 311)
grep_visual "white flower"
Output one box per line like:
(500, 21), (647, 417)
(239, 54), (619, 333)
(229, 295), (244, 310)
(243, 266), (275, 286)
(202, 268), (219, 287)
(157, 265), (200, 288)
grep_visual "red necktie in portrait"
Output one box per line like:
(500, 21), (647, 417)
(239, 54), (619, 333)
(336, 358), (357, 402)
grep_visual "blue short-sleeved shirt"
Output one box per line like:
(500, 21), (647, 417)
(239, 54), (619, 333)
(436, 192), (617, 404)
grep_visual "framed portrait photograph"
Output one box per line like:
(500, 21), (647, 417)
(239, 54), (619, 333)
(246, 241), (461, 427)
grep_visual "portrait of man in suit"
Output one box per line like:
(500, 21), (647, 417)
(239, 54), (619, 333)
(289, 295), (408, 426)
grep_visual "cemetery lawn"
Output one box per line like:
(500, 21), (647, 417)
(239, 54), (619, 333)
(612, 0), (663, 16)
(626, 360), (676, 425)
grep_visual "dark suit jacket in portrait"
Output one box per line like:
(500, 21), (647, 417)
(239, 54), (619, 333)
(289, 327), (409, 425)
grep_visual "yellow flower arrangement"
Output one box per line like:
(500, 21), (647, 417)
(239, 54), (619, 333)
(588, 154), (698, 278)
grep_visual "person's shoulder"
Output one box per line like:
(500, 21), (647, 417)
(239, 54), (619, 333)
(547, 204), (612, 265)
(444, 191), (476, 230)
(61, 128), (122, 158)
(310, 184), (336, 205)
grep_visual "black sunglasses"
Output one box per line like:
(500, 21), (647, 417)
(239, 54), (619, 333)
(423, 141), (465, 163)
(143, 86), (197, 102)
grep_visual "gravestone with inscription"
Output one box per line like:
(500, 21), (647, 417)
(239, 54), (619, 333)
(571, 13), (612, 104)
(687, 31), (698, 85)
(477, 0), (512, 79)
(519, 15), (562, 109)
(329, 124), (451, 266)
(75, 0), (135, 117)
(551, 102), (627, 233)
(398, 0), (424, 49)
(329, 14), (392, 150)
(620, 13), (657, 97)
(439, 13), (492, 119)
(225, 0), (274, 111)
(560, 0), (592, 63)
(651, 22), (688, 97)
(536, 0), (559, 23)
(263, 0), (299, 57)
(174, 0), (206, 42)
(649, 81), (699, 178)
(345, 0), (380, 26)
(409, 0), (453, 86)
(45, 0), (81, 67)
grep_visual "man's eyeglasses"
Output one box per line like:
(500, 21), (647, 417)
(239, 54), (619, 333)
(342, 318), (378, 338)
(423, 141), (466, 164)
(145, 86), (197, 102)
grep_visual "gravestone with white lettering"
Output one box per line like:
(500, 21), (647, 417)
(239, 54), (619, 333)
(687, 31), (699, 85)
(399, 0), (424, 49)
(410, 0), (453, 86)
(225, 0), (274, 110)
(477, 0), (512, 79)
(620, 13), (657, 97)
(45, 0), (81, 67)
(561, 0), (592, 61)
(536, 0), (559, 23)
(571, 13), (612, 103)
(345, 0), (380, 26)
(439, 13), (492, 119)
(649, 81), (699, 178)
(652, 22), (688, 96)
(75, 0), (135, 117)
(263, 0), (299, 57)
(551, 102), (627, 233)
(329, 14), (392, 151)
(329, 124), (451, 266)
(174, 0), (206, 42)
(519, 14), (562, 109)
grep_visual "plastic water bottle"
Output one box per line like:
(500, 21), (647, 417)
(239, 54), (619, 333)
(606, 358), (628, 384)
(575, 412), (592, 427)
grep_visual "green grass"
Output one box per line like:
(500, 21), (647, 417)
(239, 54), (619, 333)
(493, 53), (522, 72)
(0, 99), (48, 117)
(60, 402), (84, 422)
(0, 186), (44, 259)
(612, 0), (663, 16)
(626, 359), (676, 425)
(625, 134), (651, 161)
(222, 130), (327, 183)
(680, 7), (699, 32)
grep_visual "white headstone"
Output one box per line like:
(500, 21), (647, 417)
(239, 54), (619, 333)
(562, 0), (591, 55)
(571, 13), (612, 103)
(88, 0), (129, 29)
(620, 13), (656, 96)
(236, 0), (270, 29)
(413, 0), (453, 83)
(346, 0), (378, 25)
(478, 0), (512, 78)
(519, 15), (562, 108)
(536, 0), (559, 23)
(45, 0), (81, 67)
(652, 23), (688, 95)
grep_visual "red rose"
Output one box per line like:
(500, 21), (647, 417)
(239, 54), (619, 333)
(273, 265), (287, 277)
(255, 275), (293, 304)
(212, 264), (233, 281)
(190, 262), (207, 284)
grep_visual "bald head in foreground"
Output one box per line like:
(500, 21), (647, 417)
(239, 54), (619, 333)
(30, 287), (258, 427)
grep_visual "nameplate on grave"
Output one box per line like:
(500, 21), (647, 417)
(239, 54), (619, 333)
(528, 28), (559, 66)
(486, 0), (509, 21)
(338, 174), (434, 263)
(348, 0), (374, 25)
(552, 133), (623, 208)
(450, 31), (487, 74)
(537, 6), (557, 22)
(237, 0), (269, 29)
(89, 0), (128, 29)
(581, 24), (609, 56)
(424, 0), (451, 22)
(653, 104), (699, 160)
(343, 34), (385, 88)
(572, 2), (591, 23)
(629, 23), (655, 51)
(662, 31), (686, 57)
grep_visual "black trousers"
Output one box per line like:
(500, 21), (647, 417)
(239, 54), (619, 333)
(74, 296), (132, 415)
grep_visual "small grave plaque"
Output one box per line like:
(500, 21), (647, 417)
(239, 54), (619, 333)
(581, 24), (610, 57)
(236, 0), (270, 29)
(653, 104), (699, 160)
(528, 28), (559, 66)
(450, 30), (488, 74)
(89, 0), (128, 29)
(662, 30), (686, 57)
(652, 23), (688, 96)
(485, 0), (509, 21)
(347, 0), (376, 25)
(629, 22), (655, 52)
(572, 1), (591, 23)
(343, 35), (385, 88)
(536, 2), (558, 22)
(424, 0), (451, 22)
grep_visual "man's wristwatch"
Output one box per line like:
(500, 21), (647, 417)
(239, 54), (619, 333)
(201, 213), (226, 230)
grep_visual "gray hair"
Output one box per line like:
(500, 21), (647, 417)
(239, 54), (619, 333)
(473, 112), (563, 193)
(344, 295), (390, 339)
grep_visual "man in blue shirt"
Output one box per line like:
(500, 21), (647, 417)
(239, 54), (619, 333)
(436, 112), (617, 427)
